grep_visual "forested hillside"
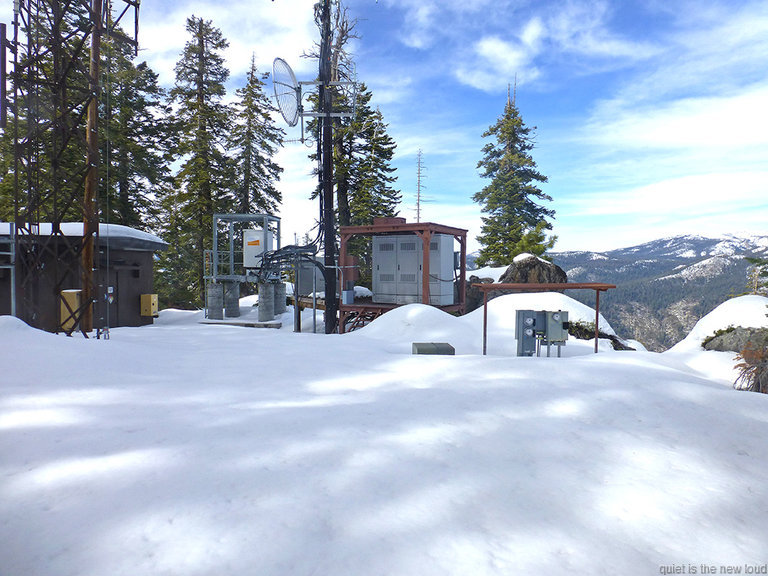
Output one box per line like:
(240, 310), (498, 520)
(550, 235), (768, 350)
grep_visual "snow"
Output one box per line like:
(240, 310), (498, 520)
(0, 221), (166, 246)
(2, 294), (768, 576)
(469, 265), (507, 281)
(668, 295), (768, 353)
(655, 255), (737, 282)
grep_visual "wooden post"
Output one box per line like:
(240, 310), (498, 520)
(420, 230), (431, 304)
(82, 0), (103, 333)
(594, 289), (601, 353)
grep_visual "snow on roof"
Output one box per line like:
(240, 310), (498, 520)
(0, 221), (167, 251)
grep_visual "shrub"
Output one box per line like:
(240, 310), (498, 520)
(734, 343), (768, 394)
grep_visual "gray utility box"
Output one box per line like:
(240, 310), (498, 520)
(515, 309), (570, 357)
(412, 342), (455, 355)
(372, 234), (454, 305)
(516, 310), (538, 357)
(544, 310), (569, 343)
(295, 257), (325, 297)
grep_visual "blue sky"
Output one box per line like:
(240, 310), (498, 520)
(3, 0), (766, 252)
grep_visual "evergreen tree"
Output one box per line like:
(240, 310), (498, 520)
(0, 3), (92, 223)
(157, 16), (233, 308)
(345, 86), (400, 226)
(746, 256), (768, 295)
(336, 85), (400, 284)
(229, 55), (284, 215)
(100, 37), (170, 230)
(473, 95), (555, 266)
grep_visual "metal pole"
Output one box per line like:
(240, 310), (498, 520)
(482, 290), (488, 355)
(293, 254), (301, 332)
(82, 0), (104, 333)
(320, 0), (336, 334)
(228, 220), (234, 276)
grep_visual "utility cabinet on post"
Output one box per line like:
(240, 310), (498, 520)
(515, 309), (538, 357)
(515, 309), (570, 357)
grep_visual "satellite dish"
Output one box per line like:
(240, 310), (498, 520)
(272, 58), (300, 127)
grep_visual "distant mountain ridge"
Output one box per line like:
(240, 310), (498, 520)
(549, 234), (768, 351)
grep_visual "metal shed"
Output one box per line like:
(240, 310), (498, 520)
(0, 222), (168, 332)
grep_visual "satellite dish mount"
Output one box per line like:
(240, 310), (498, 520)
(272, 57), (357, 143)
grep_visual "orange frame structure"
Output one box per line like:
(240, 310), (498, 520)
(472, 282), (617, 354)
(338, 218), (468, 333)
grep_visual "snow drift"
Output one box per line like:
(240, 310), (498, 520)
(1, 293), (767, 576)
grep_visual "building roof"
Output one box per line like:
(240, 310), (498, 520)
(0, 222), (168, 252)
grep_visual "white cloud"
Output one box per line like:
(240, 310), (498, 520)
(561, 172), (768, 218)
(140, 0), (318, 88)
(586, 84), (768, 151)
(546, 1), (658, 60)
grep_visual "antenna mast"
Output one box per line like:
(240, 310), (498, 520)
(319, 0), (337, 334)
(416, 149), (424, 223)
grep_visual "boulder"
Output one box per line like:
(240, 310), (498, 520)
(498, 254), (567, 284)
(464, 254), (568, 313)
(466, 275), (494, 312)
(703, 327), (768, 353)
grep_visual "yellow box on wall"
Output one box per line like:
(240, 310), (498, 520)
(141, 294), (158, 317)
(60, 289), (82, 331)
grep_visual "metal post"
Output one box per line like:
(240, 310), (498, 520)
(312, 262), (318, 334)
(320, 0), (336, 334)
(482, 290), (488, 355)
(294, 254), (301, 332)
(228, 220), (234, 276)
(212, 216), (219, 280)
(82, 0), (104, 333)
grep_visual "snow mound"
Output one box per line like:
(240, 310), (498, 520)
(466, 291), (615, 335)
(353, 292), (616, 355)
(469, 265), (506, 281)
(351, 303), (476, 353)
(0, 315), (34, 332)
(669, 295), (768, 352)
(155, 308), (204, 325)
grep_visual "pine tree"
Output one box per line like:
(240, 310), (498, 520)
(157, 16), (233, 308)
(100, 37), (170, 230)
(746, 256), (768, 295)
(337, 85), (400, 284)
(0, 3), (93, 223)
(473, 94), (555, 266)
(345, 86), (400, 226)
(229, 55), (284, 215)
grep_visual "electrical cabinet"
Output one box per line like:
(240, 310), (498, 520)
(140, 293), (158, 317)
(427, 234), (455, 305)
(243, 228), (273, 268)
(515, 309), (538, 357)
(372, 234), (455, 305)
(515, 309), (569, 357)
(545, 310), (569, 343)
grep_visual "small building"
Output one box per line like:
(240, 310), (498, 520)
(338, 217), (468, 332)
(0, 222), (168, 331)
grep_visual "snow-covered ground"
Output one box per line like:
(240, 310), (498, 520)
(2, 293), (768, 576)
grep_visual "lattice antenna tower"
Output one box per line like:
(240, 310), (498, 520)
(9, 0), (139, 335)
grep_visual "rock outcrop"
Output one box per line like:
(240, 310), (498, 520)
(702, 327), (768, 353)
(465, 254), (567, 312)
(498, 254), (567, 285)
